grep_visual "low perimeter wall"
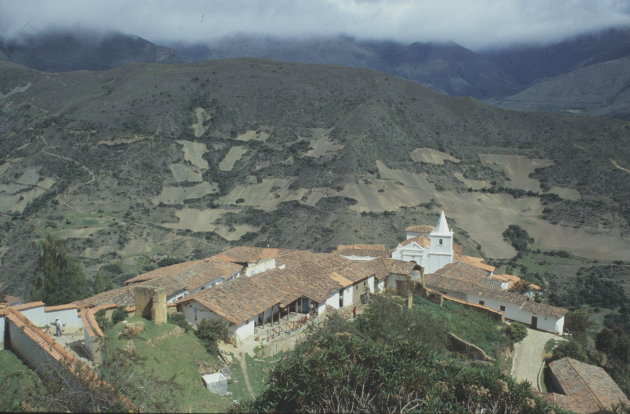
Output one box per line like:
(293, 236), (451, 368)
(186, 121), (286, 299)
(1, 305), (137, 411)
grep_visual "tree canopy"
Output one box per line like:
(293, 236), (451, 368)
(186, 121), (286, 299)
(30, 235), (90, 305)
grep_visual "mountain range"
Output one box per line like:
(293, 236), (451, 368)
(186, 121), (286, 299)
(3, 28), (630, 118)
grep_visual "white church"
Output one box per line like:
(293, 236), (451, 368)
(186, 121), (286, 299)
(391, 211), (454, 274)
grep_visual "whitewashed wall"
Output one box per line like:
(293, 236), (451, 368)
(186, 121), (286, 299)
(326, 292), (340, 309)
(342, 287), (353, 308)
(19, 305), (45, 327)
(233, 318), (256, 342)
(376, 279), (385, 292)
(367, 276), (375, 293)
(246, 259), (276, 276)
(181, 301), (220, 325)
(0, 315), (4, 349)
(43, 308), (83, 329)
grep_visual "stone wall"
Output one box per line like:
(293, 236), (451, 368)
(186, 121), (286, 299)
(134, 286), (167, 324)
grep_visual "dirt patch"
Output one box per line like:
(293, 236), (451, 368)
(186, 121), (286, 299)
(176, 140), (209, 169)
(479, 154), (553, 192)
(236, 128), (270, 142)
(152, 182), (219, 205)
(454, 172), (490, 190)
(304, 128), (343, 158)
(191, 107), (212, 138)
(168, 163), (203, 183)
(219, 146), (248, 171)
(410, 148), (461, 164)
(163, 207), (258, 240)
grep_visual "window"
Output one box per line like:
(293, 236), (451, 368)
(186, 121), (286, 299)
(500, 305), (506, 312)
(479, 300), (485, 305)
(439, 239), (443, 245)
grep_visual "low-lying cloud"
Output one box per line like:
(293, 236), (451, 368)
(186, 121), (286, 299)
(1, 0), (630, 50)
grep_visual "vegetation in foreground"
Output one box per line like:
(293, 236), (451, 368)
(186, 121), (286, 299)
(231, 295), (565, 413)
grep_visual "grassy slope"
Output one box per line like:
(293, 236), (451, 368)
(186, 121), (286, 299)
(0, 350), (41, 412)
(415, 297), (511, 359)
(103, 316), (229, 412)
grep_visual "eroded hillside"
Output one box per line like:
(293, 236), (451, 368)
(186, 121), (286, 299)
(1, 58), (629, 294)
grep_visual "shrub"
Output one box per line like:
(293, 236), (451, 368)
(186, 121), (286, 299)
(502, 225), (533, 252)
(506, 323), (528, 343)
(167, 312), (191, 332)
(94, 309), (113, 332)
(111, 307), (127, 325)
(195, 318), (230, 354)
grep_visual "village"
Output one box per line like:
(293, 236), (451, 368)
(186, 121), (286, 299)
(0, 211), (628, 413)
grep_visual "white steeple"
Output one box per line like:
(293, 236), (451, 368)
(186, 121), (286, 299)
(432, 210), (452, 236)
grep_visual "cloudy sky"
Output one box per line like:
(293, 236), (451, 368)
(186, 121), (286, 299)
(1, 0), (630, 50)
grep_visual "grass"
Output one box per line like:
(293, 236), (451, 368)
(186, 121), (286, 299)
(103, 316), (230, 413)
(0, 350), (41, 412)
(414, 297), (511, 359)
(228, 352), (283, 403)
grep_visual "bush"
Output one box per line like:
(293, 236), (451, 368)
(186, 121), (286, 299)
(502, 225), (533, 252)
(111, 307), (127, 325)
(506, 323), (528, 343)
(94, 309), (113, 332)
(195, 318), (230, 354)
(167, 312), (191, 332)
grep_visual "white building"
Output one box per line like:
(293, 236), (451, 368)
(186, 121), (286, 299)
(392, 211), (454, 274)
(425, 262), (567, 334)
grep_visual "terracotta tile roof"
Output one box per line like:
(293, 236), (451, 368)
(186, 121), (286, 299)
(78, 259), (243, 308)
(124, 259), (206, 284)
(405, 225), (434, 233)
(521, 300), (568, 318)
(2, 295), (22, 306)
(12, 301), (45, 311)
(548, 358), (629, 413)
(400, 235), (430, 248)
(336, 244), (390, 258)
(75, 285), (136, 308)
(179, 252), (373, 325)
(426, 262), (567, 317)
(385, 259), (420, 275)
(206, 246), (283, 264)
(44, 303), (79, 312)
(457, 255), (496, 273)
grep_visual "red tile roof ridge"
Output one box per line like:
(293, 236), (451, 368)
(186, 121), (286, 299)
(400, 235), (430, 247)
(12, 301), (46, 311)
(44, 303), (79, 312)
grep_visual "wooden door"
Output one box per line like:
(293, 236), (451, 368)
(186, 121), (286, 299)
(531, 316), (538, 329)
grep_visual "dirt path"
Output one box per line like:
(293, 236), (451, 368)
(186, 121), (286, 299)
(239, 352), (255, 398)
(511, 327), (562, 390)
(40, 136), (95, 184)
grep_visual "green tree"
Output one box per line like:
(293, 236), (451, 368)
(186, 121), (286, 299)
(550, 339), (589, 363)
(506, 323), (528, 343)
(565, 308), (594, 338)
(30, 235), (90, 305)
(92, 272), (116, 294)
(502, 225), (533, 252)
(195, 318), (230, 354)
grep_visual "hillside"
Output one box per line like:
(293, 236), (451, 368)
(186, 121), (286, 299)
(487, 57), (630, 119)
(0, 31), (184, 72)
(0, 58), (629, 295)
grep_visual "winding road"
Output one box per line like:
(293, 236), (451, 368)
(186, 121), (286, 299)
(510, 327), (563, 390)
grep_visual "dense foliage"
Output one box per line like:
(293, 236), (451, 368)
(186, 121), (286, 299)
(503, 225), (533, 252)
(29, 235), (90, 305)
(506, 323), (528, 343)
(195, 318), (230, 354)
(232, 296), (561, 413)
